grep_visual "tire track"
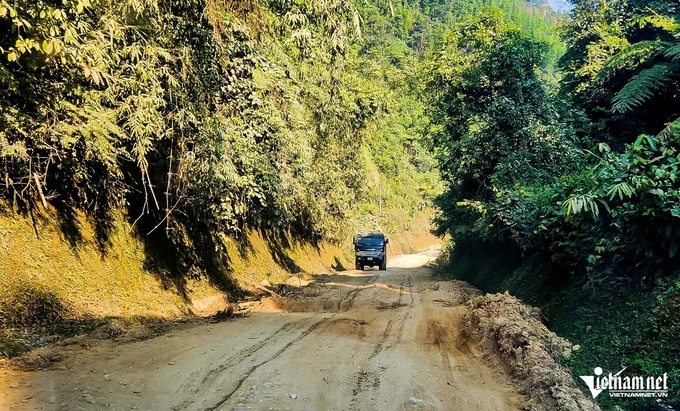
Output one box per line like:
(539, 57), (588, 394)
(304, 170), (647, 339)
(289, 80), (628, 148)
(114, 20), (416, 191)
(370, 320), (394, 359)
(4, 252), (532, 411)
(184, 273), (379, 409)
(395, 274), (413, 344)
(337, 274), (378, 312)
(349, 274), (400, 411)
(349, 370), (381, 411)
(201, 316), (330, 411)
(197, 321), (297, 387)
(172, 320), (299, 407)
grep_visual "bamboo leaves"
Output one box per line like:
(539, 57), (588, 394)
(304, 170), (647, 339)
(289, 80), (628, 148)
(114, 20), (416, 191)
(0, 0), (379, 244)
(563, 193), (607, 218)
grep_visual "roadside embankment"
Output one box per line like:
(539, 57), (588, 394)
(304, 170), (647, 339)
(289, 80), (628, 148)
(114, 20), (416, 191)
(0, 207), (438, 357)
(462, 293), (600, 411)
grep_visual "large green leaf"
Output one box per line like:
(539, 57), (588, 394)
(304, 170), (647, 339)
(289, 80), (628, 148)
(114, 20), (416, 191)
(612, 63), (678, 113)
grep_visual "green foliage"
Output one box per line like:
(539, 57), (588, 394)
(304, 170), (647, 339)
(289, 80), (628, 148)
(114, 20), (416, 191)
(557, 278), (680, 410)
(496, 128), (680, 284)
(354, 0), (564, 63)
(607, 10), (680, 115)
(0, 0), (371, 245)
(611, 49), (679, 113)
(412, 2), (680, 409)
(563, 193), (607, 218)
(429, 5), (680, 407)
(425, 10), (564, 241)
(428, 0), (680, 284)
(0, 0), (441, 273)
(0, 329), (27, 358)
(559, 0), (680, 141)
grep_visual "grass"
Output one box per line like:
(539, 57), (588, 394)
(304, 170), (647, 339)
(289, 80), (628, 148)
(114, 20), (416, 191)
(441, 239), (680, 410)
(555, 277), (680, 411)
(0, 205), (439, 358)
(0, 329), (27, 358)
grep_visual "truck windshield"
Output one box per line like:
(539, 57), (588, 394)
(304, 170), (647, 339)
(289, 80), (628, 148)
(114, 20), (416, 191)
(356, 237), (384, 247)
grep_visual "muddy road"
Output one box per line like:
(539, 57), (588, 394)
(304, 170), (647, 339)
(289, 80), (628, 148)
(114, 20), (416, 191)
(1, 250), (528, 410)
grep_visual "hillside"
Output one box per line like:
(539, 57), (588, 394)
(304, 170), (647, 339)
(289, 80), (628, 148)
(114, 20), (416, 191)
(0, 0), (443, 355)
(425, 0), (680, 409)
(2, 0), (679, 409)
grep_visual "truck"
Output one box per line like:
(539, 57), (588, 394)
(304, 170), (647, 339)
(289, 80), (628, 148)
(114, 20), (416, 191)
(353, 231), (388, 271)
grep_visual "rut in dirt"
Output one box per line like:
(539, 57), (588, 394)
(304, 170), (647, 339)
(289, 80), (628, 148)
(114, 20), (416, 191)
(2, 249), (594, 411)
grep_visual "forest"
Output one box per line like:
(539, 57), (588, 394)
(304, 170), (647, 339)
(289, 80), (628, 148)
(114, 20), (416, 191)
(425, 1), (679, 409)
(1, 0), (679, 409)
(0, 0), (444, 281)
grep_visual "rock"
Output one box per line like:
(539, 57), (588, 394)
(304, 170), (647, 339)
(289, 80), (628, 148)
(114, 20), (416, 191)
(409, 396), (422, 404)
(45, 352), (63, 362)
(290, 393), (297, 400)
(572, 344), (581, 351)
(488, 294), (503, 303)
(213, 306), (234, 321)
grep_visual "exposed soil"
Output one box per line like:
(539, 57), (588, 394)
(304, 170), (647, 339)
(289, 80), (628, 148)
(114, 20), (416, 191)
(463, 294), (600, 411)
(0, 249), (594, 410)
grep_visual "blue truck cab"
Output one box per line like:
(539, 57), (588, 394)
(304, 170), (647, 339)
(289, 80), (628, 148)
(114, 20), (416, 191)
(353, 231), (388, 271)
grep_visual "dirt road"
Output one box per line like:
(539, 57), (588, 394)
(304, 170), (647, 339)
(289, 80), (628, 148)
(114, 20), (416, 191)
(1, 250), (528, 411)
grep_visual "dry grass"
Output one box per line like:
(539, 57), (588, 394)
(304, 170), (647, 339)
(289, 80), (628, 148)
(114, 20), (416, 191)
(0, 210), (219, 322)
(0, 209), (228, 356)
(0, 206), (438, 357)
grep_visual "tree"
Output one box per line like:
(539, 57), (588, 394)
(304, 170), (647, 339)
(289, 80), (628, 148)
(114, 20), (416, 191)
(559, 0), (680, 142)
(425, 10), (557, 240)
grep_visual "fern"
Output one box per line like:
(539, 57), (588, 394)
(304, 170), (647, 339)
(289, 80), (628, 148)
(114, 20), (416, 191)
(657, 116), (680, 140)
(664, 41), (680, 62)
(597, 40), (669, 84)
(612, 62), (678, 113)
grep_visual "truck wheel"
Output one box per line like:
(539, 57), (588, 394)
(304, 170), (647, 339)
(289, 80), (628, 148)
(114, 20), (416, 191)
(379, 258), (387, 271)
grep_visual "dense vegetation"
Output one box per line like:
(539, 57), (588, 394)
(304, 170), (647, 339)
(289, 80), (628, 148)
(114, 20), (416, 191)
(3, 0), (678, 408)
(0, 0), (443, 285)
(426, 1), (679, 409)
(0, 0), (565, 265)
(0, 0), (446, 356)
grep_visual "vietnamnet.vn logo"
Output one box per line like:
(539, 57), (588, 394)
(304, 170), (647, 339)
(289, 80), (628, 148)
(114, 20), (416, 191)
(580, 367), (669, 398)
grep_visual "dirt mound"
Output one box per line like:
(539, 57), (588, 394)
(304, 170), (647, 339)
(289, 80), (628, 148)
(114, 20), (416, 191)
(462, 293), (600, 411)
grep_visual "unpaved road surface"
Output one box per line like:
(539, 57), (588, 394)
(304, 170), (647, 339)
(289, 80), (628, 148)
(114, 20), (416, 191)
(1, 250), (528, 410)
